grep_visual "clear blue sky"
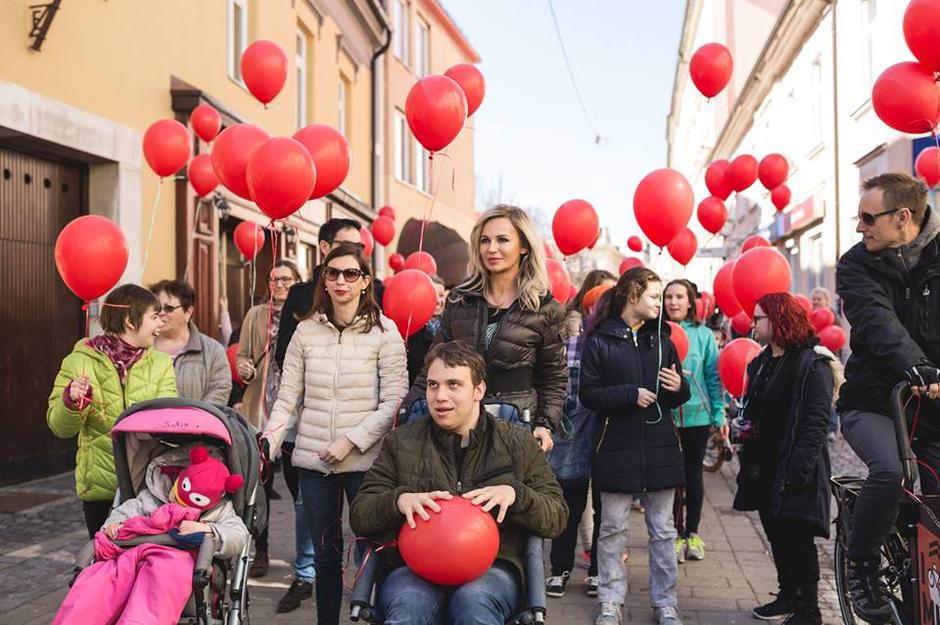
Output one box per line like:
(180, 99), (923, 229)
(443, 0), (686, 250)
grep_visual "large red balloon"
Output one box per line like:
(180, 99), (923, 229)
(771, 185), (791, 212)
(240, 40), (288, 105)
(718, 338), (761, 397)
(226, 343), (244, 385)
(619, 257), (644, 274)
(668, 321), (690, 361)
(360, 227), (374, 257)
(713, 260), (742, 317)
(404, 251), (437, 276)
(758, 154), (789, 190)
(379, 205), (397, 221)
(553, 199), (599, 256)
(742, 235), (771, 253)
(444, 63), (485, 117)
(697, 196), (727, 234)
(667, 228), (698, 266)
(705, 160), (733, 200)
(388, 252), (405, 272)
(871, 62), (940, 134)
(246, 137), (317, 221)
(627, 236), (643, 253)
(398, 497), (499, 586)
(731, 311), (752, 336)
(293, 125), (351, 199)
(190, 104), (221, 143)
(211, 123), (270, 200)
(732, 247), (792, 316)
(143, 119), (191, 178)
(55, 215), (129, 301)
(728, 155), (758, 192)
(383, 270), (437, 337)
(689, 43), (734, 98)
(547, 258), (572, 303)
(904, 0), (940, 72)
(633, 168), (694, 247)
(818, 325), (847, 352)
(915, 146), (940, 187)
(371, 216), (396, 246)
(405, 75), (468, 152)
(233, 221), (265, 260)
(188, 153), (219, 198)
(811, 308), (835, 332)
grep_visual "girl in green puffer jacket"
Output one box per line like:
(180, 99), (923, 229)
(47, 284), (177, 538)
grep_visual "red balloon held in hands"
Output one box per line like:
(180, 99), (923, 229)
(404, 251), (438, 276)
(360, 227), (374, 257)
(728, 155), (758, 192)
(552, 199), (600, 256)
(444, 63), (486, 117)
(758, 154), (789, 190)
(188, 153), (219, 198)
(293, 125), (351, 199)
(741, 235), (771, 253)
(226, 343), (244, 385)
(240, 40), (288, 105)
(904, 0), (940, 72)
(818, 325), (847, 352)
(619, 257), (644, 275)
(915, 147), (940, 187)
(667, 228), (698, 266)
(705, 160), (733, 200)
(383, 269), (437, 337)
(811, 307), (835, 332)
(246, 137), (317, 221)
(406, 75), (468, 152)
(731, 311), (752, 336)
(668, 321), (690, 361)
(211, 123), (270, 200)
(143, 119), (191, 178)
(55, 215), (129, 301)
(718, 338), (761, 397)
(713, 260), (742, 317)
(871, 62), (940, 134)
(697, 196), (728, 234)
(771, 185), (791, 212)
(388, 252), (405, 272)
(689, 43), (734, 98)
(732, 246), (792, 316)
(379, 206), (397, 221)
(371, 216), (396, 246)
(627, 236), (643, 253)
(190, 104), (222, 143)
(233, 221), (265, 260)
(633, 168), (694, 247)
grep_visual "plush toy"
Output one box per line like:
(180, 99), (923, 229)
(170, 446), (244, 511)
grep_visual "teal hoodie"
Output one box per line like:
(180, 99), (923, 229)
(672, 320), (725, 428)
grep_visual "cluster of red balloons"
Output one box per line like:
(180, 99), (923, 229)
(695, 291), (716, 322)
(807, 302), (847, 351)
(689, 43), (733, 99)
(406, 64), (484, 154)
(370, 207), (397, 249)
(552, 199), (600, 256)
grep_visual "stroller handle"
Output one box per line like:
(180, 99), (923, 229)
(890, 381), (919, 488)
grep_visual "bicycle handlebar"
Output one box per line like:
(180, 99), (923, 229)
(890, 381), (919, 488)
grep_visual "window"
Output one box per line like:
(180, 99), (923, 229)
(415, 142), (430, 193)
(338, 76), (351, 139)
(860, 0), (878, 86)
(296, 31), (308, 128)
(227, 0), (248, 83)
(415, 18), (430, 77)
(394, 0), (409, 64)
(810, 57), (823, 146)
(394, 110), (412, 183)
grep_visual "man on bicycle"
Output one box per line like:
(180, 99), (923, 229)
(837, 172), (940, 621)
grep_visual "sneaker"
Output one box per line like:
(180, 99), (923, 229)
(654, 605), (684, 625)
(595, 601), (622, 625)
(585, 575), (599, 596)
(753, 592), (797, 620)
(685, 534), (705, 561)
(276, 579), (313, 613)
(545, 571), (570, 598)
(845, 557), (894, 621)
(781, 609), (822, 625)
(249, 548), (269, 578)
(675, 537), (687, 563)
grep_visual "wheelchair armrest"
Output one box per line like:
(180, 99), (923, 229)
(350, 547), (380, 622)
(112, 533), (179, 548)
(523, 536), (547, 621)
(70, 540), (97, 587)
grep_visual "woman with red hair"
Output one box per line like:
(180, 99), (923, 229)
(733, 293), (842, 625)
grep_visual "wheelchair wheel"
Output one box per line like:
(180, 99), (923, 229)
(702, 431), (725, 473)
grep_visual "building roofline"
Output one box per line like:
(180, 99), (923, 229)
(420, 0), (481, 63)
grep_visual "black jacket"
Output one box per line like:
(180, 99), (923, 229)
(836, 218), (940, 437)
(579, 316), (691, 494)
(734, 342), (835, 537)
(406, 325), (435, 387)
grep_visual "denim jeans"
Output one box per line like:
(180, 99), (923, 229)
(283, 443), (316, 582)
(298, 469), (365, 625)
(377, 561), (521, 625)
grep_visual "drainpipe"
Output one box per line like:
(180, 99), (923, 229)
(370, 20), (392, 214)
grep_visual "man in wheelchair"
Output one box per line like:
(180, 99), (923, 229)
(350, 341), (568, 625)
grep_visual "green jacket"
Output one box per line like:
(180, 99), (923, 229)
(672, 321), (726, 429)
(350, 408), (568, 580)
(47, 339), (178, 501)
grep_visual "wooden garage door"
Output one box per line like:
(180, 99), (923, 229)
(0, 147), (84, 484)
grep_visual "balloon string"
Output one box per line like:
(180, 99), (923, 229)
(141, 179), (164, 278)
(82, 300), (92, 337)
(259, 221), (278, 428)
(182, 198), (204, 284)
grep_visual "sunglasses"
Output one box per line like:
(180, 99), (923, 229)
(323, 267), (365, 282)
(856, 208), (900, 226)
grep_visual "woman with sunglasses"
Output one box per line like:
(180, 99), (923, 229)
(262, 243), (407, 625)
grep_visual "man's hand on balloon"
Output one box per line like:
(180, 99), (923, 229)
(397, 491), (453, 529)
(463, 485), (517, 523)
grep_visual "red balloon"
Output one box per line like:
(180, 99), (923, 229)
(916, 147), (940, 187)
(54, 215), (129, 301)
(360, 227), (374, 257)
(383, 269), (437, 337)
(371, 216), (396, 246)
(697, 196), (728, 234)
(705, 160), (733, 200)
(619, 257), (644, 275)
(871, 62), (940, 134)
(233, 221), (265, 260)
(211, 123), (270, 200)
(758, 154), (789, 190)
(405, 75), (468, 152)
(543, 243), (554, 259)
(633, 168), (694, 247)
(143, 119), (191, 178)
(379, 205), (397, 221)
(547, 258), (572, 303)
(771, 185), (792, 212)
(713, 260), (742, 317)
(627, 236), (643, 253)
(731, 311), (752, 336)
(188, 153), (219, 198)
(818, 325), (847, 352)
(240, 39), (288, 105)
(668, 321), (690, 361)
(742, 235), (771, 253)
(246, 137), (317, 221)
(226, 343), (244, 385)
(696, 291), (716, 322)
(689, 43), (734, 98)
(404, 251), (437, 276)
(293, 124), (351, 199)
(444, 63), (486, 117)
(811, 307), (835, 332)
(728, 155), (758, 192)
(190, 104), (222, 143)
(398, 497), (499, 586)
(718, 338), (761, 397)
(552, 199), (599, 256)
(388, 252), (405, 272)
(793, 294), (813, 316)
(667, 228), (698, 266)
(905, 0), (940, 72)
(732, 247), (792, 316)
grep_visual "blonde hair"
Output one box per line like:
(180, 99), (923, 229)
(457, 204), (550, 312)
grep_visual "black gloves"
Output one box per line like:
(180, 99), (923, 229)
(906, 365), (940, 388)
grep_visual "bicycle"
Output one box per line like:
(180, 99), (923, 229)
(831, 381), (940, 625)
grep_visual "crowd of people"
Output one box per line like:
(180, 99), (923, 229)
(44, 171), (940, 625)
